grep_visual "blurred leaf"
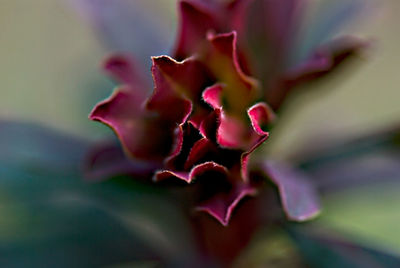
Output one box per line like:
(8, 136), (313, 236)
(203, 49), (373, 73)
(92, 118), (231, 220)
(0, 120), (90, 174)
(294, 125), (400, 193)
(292, 0), (371, 64)
(292, 125), (400, 256)
(0, 121), (197, 267)
(286, 224), (400, 268)
(258, 161), (321, 221)
(320, 182), (400, 253)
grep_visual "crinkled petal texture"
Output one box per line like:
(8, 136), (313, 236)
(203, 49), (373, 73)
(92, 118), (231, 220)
(88, 0), (367, 225)
(91, 31), (285, 225)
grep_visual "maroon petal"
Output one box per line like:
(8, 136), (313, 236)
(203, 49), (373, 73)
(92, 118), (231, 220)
(174, 0), (218, 60)
(203, 84), (273, 157)
(259, 161), (321, 221)
(201, 32), (266, 150)
(163, 124), (185, 167)
(151, 55), (212, 100)
(196, 183), (258, 226)
(220, 113), (249, 149)
(89, 88), (175, 160)
(240, 102), (275, 181)
(227, 0), (254, 34)
(102, 54), (149, 103)
(247, 102), (275, 136)
(184, 138), (216, 170)
(154, 161), (228, 183)
(203, 84), (271, 151)
(206, 31), (259, 113)
(202, 84), (223, 109)
(164, 122), (205, 170)
(192, 188), (269, 265)
(147, 55), (212, 123)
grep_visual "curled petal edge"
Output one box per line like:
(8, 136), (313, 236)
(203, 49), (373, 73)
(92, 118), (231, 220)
(89, 88), (143, 159)
(206, 31), (260, 97)
(153, 161), (228, 183)
(196, 184), (258, 226)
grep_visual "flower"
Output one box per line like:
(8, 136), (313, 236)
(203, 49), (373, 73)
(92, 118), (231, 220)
(3, 0), (400, 267)
(90, 32), (278, 226)
(88, 0), (368, 227)
(92, 22), (310, 229)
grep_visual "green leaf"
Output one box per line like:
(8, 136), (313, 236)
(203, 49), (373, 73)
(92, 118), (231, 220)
(0, 121), (196, 267)
(286, 224), (400, 268)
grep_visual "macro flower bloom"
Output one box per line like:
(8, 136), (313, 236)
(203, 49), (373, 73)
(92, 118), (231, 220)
(84, 0), (373, 264)
(3, 0), (400, 267)
(87, 0), (352, 227)
(87, 0), (370, 230)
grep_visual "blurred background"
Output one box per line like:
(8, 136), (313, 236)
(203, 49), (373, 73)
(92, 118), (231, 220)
(1, 0), (399, 257)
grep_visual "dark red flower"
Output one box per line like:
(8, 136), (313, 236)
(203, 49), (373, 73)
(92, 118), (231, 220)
(90, 28), (320, 226)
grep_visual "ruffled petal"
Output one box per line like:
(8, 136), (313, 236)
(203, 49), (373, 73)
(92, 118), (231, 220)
(196, 182), (257, 226)
(184, 138), (216, 170)
(202, 84), (273, 152)
(164, 122), (204, 169)
(89, 88), (175, 160)
(205, 31), (259, 114)
(147, 56), (195, 123)
(150, 55), (213, 101)
(154, 161), (228, 183)
(247, 102), (276, 136)
(240, 102), (275, 181)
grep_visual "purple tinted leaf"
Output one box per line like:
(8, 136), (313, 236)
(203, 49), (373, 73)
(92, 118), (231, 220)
(69, 0), (175, 66)
(296, 125), (400, 193)
(84, 140), (159, 181)
(292, 0), (372, 64)
(258, 161), (321, 221)
(268, 36), (369, 110)
(0, 120), (89, 173)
